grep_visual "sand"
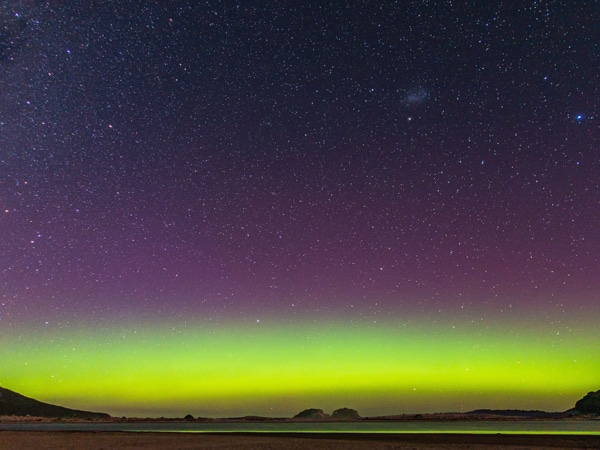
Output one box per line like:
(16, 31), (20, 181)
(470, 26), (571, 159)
(1, 431), (600, 449)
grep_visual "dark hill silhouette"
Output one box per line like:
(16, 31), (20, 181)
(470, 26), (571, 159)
(575, 390), (600, 414)
(332, 408), (361, 419)
(0, 386), (110, 419)
(467, 409), (573, 418)
(292, 408), (330, 419)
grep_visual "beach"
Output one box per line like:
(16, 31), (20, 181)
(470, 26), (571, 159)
(2, 431), (600, 449)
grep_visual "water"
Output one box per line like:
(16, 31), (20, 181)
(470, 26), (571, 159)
(1, 420), (599, 435)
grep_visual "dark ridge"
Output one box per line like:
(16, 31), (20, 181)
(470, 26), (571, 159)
(467, 409), (574, 418)
(225, 416), (273, 421)
(332, 408), (361, 420)
(0, 386), (110, 420)
(575, 390), (600, 414)
(293, 408), (331, 419)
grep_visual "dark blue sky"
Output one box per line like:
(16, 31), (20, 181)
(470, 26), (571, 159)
(1, 0), (598, 325)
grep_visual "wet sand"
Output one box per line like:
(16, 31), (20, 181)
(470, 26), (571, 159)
(1, 431), (599, 449)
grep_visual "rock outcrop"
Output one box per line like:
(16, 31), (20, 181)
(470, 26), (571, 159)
(0, 386), (110, 419)
(293, 408), (330, 419)
(575, 390), (600, 414)
(332, 407), (361, 419)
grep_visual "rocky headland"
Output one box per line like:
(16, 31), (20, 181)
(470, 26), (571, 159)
(0, 386), (110, 420)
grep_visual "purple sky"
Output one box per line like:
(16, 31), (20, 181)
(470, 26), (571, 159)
(0, 2), (599, 416)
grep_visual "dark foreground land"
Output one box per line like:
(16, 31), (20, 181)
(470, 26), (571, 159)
(1, 431), (600, 449)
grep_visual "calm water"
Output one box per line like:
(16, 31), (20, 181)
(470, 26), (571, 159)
(1, 420), (599, 434)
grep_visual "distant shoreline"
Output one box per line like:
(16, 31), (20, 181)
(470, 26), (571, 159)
(2, 412), (596, 423)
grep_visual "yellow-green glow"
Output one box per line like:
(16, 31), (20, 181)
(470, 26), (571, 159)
(1, 317), (598, 417)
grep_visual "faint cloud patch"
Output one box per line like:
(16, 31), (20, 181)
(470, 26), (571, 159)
(405, 87), (429, 105)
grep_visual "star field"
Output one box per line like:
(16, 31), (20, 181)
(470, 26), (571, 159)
(1, 1), (599, 417)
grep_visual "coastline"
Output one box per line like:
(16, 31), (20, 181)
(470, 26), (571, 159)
(1, 412), (597, 423)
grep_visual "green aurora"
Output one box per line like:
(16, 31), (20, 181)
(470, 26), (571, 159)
(2, 310), (598, 417)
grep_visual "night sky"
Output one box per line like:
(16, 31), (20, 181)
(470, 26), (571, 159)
(1, 1), (599, 418)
